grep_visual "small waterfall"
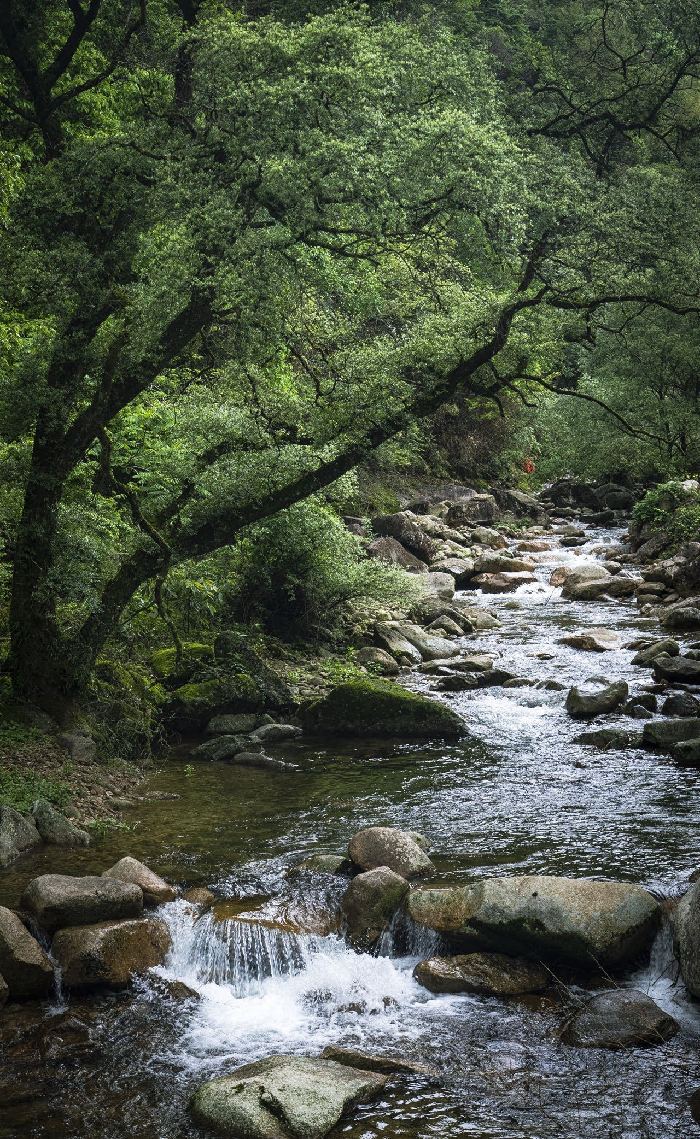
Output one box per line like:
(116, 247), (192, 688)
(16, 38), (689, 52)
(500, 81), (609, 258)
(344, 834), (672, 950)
(377, 908), (443, 960)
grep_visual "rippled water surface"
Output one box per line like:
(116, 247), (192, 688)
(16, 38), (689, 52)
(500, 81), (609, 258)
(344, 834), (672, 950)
(2, 526), (700, 1139)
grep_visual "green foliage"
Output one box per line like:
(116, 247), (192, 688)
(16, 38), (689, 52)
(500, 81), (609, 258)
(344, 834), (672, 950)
(632, 479), (700, 543)
(0, 766), (69, 812)
(229, 500), (417, 639)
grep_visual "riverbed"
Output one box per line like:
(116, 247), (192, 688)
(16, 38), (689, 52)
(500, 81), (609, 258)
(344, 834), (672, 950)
(2, 525), (700, 1139)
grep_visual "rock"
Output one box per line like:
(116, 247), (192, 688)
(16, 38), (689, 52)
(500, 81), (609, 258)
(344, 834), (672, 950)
(406, 876), (660, 967)
(190, 1055), (388, 1139)
(148, 975), (200, 1002)
(559, 629), (621, 652)
(103, 857), (177, 907)
(492, 487), (547, 521)
(250, 723), (302, 743)
(374, 623), (422, 665)
(300, 679), (465, 739)
(446, 495), (498, 527)
(52, 918), (171, 990)
(557, 565), (609, 592)
(473, 572), (537, 593)
(434, 674), (480, 692)
(183, 887), (217, 908)
(413, 952), (549, 996)
(674, 880), (700, 996)
(562, 990), (678, 1048)
(575, 729), (643, 750)
(642, 718), (700, 750)
(296, 854), (351, 875)
(207, 713), (262, 735)
(0, 973), (7, 1009)
(367, 535), (428, 573)
(21, 874), (143, 932)
(428, 558), (475, 586)
(341, 867), (409, 950)
(319, 1046), (438, 1078)
(408, 598), (475, 633)
(58, 731), (97, 764)
(371, 512), (437, 562)
(471, 525), (508, 548)
(393, 623), (459, 661)
(473, 554), (536, 575)
(565, 679), (628, 719)
(424, 572), (456, 599)
(348, 826), (434, 879)
(426, 615), (464, 636)
(662, 692), (700, 717)
(661, 606), (700, 631)
(31, 800), (90, 847)
(0, 807), (41, 868)
(191, 734), (249, 761)
(355, 647), (400, 676)
(673, 739), (700, 766)
(452, 654), (494, 672)
(0, 906), (54, 998)
(652, 654), (700, 685)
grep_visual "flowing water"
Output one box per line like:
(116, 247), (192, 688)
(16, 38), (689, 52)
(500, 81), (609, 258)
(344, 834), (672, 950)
(2, 525), (700, 1138)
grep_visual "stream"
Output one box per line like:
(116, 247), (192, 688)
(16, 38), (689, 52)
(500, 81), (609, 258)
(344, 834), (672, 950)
(2, 525), (700, 1138)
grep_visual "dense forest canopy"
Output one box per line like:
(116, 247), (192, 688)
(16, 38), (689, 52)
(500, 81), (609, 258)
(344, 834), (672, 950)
(0, 0), (699, 720)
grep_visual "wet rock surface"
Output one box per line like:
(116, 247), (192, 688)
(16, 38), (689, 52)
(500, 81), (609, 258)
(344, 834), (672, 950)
(348, 826), (433, 879)
(52, 917), (171, 990)
(21, 874), (144, 931)
(413, 953), (549, 996)
(562, 989), (679, 1048)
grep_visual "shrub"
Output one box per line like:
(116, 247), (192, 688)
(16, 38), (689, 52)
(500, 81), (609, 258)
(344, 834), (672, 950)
(632, 479), (700, 545)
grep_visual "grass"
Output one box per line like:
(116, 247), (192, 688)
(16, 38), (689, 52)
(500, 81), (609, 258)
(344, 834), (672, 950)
(0, 765), (70, 813)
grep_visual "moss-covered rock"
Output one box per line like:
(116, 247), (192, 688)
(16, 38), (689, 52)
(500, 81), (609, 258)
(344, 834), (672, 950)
(149, 643), (214, 682)
(301, 679), (464, 739)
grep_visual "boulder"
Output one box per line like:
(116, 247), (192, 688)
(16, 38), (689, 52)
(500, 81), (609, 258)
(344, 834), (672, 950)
(355, 647), (400, 675)
(408, 598), (475, 633)
(562, 990), (678, 1048)
(31, 800), (90, 847)
(296, 854), (351, 875)
(319, 1046), (437, 1079)
(446, 495), (498, 527)
(673, 739), (700, 766)
(374, 623), (422, 665)
(300, 680), (465, 739)
(631, 639), (680, 666)
(190, 1055), (388, 1139)
(103, 857), (177, 907)
(371, 513), (437, 562)
(652, 654), (700, 685)
(491, 488), (547, 521)
(0, 906), (54, 998)
(52, 918), (171, 990)
(21, 874), (143, 932)
(452, 654), (494, 673)
(473, 572), (537, 593)
(413, 952), (549, 996)
(473, 554), (536, 575)
(642, 718), (700, 750)
(471, 526), (508, 549)
(207, 713), (263, 735)
(661, 606), (700, 631)
(662, 692), (700, 717)
(429, 558), (475, 586)
(575, 729), (643, 750)
(565, 679), (628, 719)
(58, 731), (97, 764)
(393, 623), (459, 661)
(558, 565), (609, 594)
(191, 734), (249, 761)
(424, 572), (456, 599)
(427, 615), (465, 636)
(559, 629), (621, 652)
(348, 827), (434, 879)
(367, 536), (428, 574)
(0, 806), (41, 868)
(250, 724), (302, 743)
(341, 867), (409, 950)
(673, 880), (700, 996)
(406, 876), (660, 967)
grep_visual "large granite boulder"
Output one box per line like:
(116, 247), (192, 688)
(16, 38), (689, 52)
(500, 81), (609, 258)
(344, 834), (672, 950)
(413, 952), (549, 996)
(102, 857), (177, 907)
(406, 876), (660, 967)
(374, 623), (422, 665)
(673, 739), (700, 765)
(559, 566), (610, 596)
(348, 827), (433, 879)
(642, 718), (700, 750)
(52, 917), (171, 990)
(473, 554), (536, 575)
(392, 623), (459, 661)
(31, 800), (90, 847)
(652, 654), (700, 685)
(631, 639), (679, 666)
(21, 874), (143, 932)
(370, 513), (437, 562)
(446, 495), (498, 528)
(367, 536), (428, 574)
(0, 906), (54, 998)
(662, 692), (700, 718)
(673, 880), (700, 997)
(562, 990), (678, 1048)
(0, 806), (41, 868)
(565, 679), (628, 719)
(190, 1054), (388, 1139)
(355, 647), (400, 676)
(559, 629), (621, 652)
(341, 867), (409, 950)
(473, 571), (537, 593)
(300, 680), (465, 739)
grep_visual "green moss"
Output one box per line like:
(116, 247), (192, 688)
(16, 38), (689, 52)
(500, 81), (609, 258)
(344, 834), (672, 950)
(149, 643), (214, 679)
(301, 678), (465, 739)
(0, 767), (70, 812)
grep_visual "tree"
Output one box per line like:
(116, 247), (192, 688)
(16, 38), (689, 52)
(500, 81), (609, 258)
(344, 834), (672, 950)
(0, 0), (698, 720)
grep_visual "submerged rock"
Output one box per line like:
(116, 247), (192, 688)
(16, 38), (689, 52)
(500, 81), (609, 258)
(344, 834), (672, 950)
(190, 1054), (388, 1139)
(0, 806), (41, 868)
(413, 952), (549, 996)
(295, 854), (351, 876)
(31, 800), (90, 847)
(559, 629), (621, 652)
(562, 990), (678, 1048)
(0, 906), (54, 998)
(406, 876), (660, 967)
(103, 857), (177, 907)
(565, 680), (628, 719)
(348, 827), (434, 879)
(319, 1046), (438, 1078)
(674, 880), (700, 997)
(301, 679), (465, 739)
(575, 728), (643, 750)
(642, 718), (700, 750)
(52, 917), (171, 990)
(341, 867), (408, 950)
(673, 739), (700, 766)
(21, 874), (143, 932)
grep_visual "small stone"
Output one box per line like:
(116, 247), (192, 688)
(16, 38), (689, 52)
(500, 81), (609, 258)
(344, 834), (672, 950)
(182, 887), (217, 908)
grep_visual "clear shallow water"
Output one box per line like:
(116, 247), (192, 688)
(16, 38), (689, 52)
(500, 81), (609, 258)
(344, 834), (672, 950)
(2, 525), (700, 1138)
